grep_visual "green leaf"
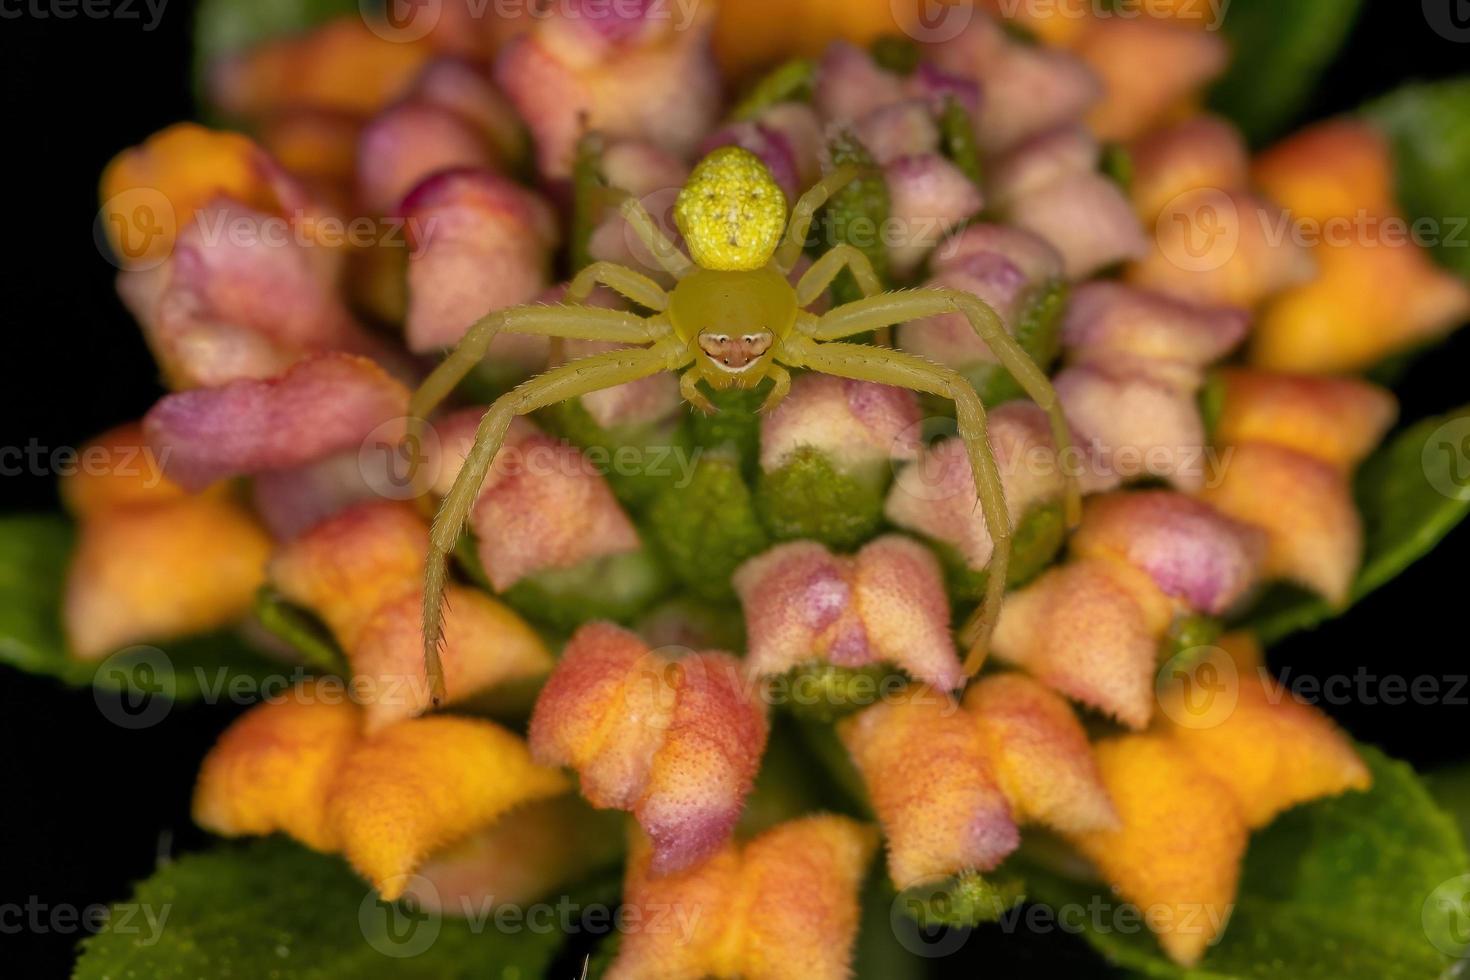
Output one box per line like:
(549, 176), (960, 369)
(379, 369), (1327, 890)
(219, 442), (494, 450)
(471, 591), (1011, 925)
(1248, 404), (1470, 643)
(1209, 0), (1366, 144)
(193, 0), (361, 117)
(72, 837), (566, 980)
(646, 452), (769, 602)
(689, 382), (769, 476)
(1427, 766), (1470, 851)
(896, 870), (1027, 930)
(755, 451), (888, 550)
(1366, 78), (1470, 279)
(731, 58), (817, 122)
(1028, 746), (1470, 979)
(0, 515), (287, 701)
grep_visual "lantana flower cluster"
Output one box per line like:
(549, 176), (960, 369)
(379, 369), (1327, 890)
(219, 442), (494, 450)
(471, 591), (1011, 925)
(69, 0), (1468, 974)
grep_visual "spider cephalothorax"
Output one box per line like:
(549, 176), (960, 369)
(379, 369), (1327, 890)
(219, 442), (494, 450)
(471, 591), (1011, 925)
(410, 146), (1081, 703)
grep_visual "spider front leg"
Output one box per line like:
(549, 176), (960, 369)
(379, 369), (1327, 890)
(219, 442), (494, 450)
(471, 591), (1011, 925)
(566, 261), (670, 311)
(408, 305), (665, 459)
(419, 339), (690, 704)
(795, 243), (883, 307)
(805, 290), (1082, 526)
(774, 165), (864, 273)
(605, 190), (695, 280)
(779, 335), (1011, 675)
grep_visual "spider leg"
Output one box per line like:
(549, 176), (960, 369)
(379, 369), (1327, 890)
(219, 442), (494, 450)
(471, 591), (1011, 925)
(774, 165), (864, 273)
(794, 243), (883, 307)
(759, 364), (793, 413)
(678, 368), (717, 415)
(423, 339), (692, 704)
(567, 260), (670, 311)
(408, 306), (668, 464)
(778, 336), (1010, 675)
(605, 190), (696, 280)
(804, 290), (1082, 526)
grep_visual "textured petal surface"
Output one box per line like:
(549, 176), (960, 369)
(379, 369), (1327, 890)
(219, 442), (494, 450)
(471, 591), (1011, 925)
(886, 404), (1065, 571)
(144, 354), (410, 492)
(351, 586), (553, 732)
(1070, 491), (1266, 615)
(1213, 369), (1398, 471)
(268, 501), (429, 651)
(840, 689), (1019, 886)
(326, 716), (568, 900)
(964, 673), (1117, 834)
(402, 169), (557, 357)
(760, 374), (922, 473)
(65, 496), (271, 659)
(1066, 735), (1247, 967)
(1055, 362), (1208, 492)
(1062, 281), (1248, 371)
(193, 682), (362, 852)
(1198, 442), (1361, 605)
(992, 558), (1172, 729)
(607, 815), (877, 980)
(734, 537), (962, 691)
(529, 623), (767, 874)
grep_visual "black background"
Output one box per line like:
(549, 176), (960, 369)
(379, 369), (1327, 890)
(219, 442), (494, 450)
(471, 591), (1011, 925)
(1, 2), (1467, 976)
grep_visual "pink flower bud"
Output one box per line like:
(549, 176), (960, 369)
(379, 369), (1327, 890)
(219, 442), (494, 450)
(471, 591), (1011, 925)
(402, 169), (557, 360)
(840, 687), (1019, 886)
(529, 623), (768, 874)
(1063, 281), (1248, 374)
(356, 102), (499, 216)
(144, 354), (409, 492)
(433, 411), (641, 591)
(1130, 115), (1250, 223)
(760, 374), (922, 474)
(885, 153), (985, 278)
(734, 536), (962, 691)
(495, 1), (720, 178)
(1071, 491), (1267, 616)
(886, 403), (1066, 572)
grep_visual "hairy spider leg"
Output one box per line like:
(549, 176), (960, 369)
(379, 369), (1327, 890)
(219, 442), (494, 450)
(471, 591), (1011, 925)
(422, 339), (691, 703)
(778, 335), (1010, 674)
(794, 243), (884, 306)
(804, 289), (1083, 526)
(604, 191), (696, 280)
(566, 261), (671, 310)
(774, 165), (866, 274)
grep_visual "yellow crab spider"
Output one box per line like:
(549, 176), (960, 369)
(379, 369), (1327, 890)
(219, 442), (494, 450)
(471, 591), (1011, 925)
(411, 146), (1081, 703)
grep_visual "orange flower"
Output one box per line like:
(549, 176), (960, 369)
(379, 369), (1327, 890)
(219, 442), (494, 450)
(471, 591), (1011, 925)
(840, 686), (1019, 886)
(1065, 734), (1247, 967)
(194, 687), (569, 901)
(1211, 369), (1397, 472)
(1250, 119), (1470, 372)
(64, 494), (271, 660)
(59, 422), (197, 519)
(528, 623), (768, 874)
(606, 816), (878, 980)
